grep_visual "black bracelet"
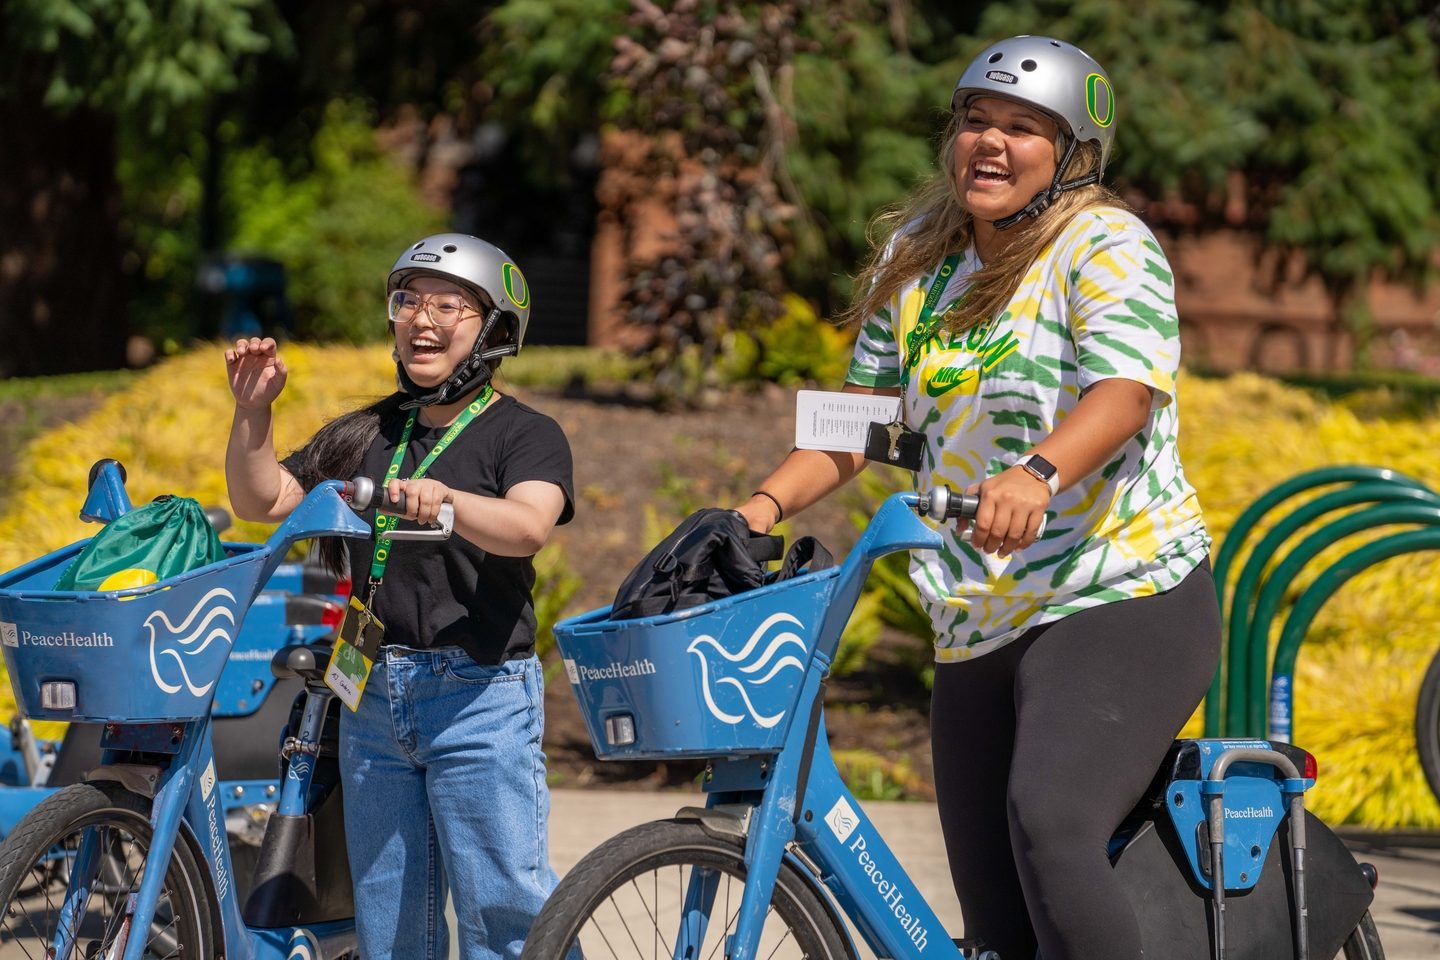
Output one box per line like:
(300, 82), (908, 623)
(752, 490), (784, 523)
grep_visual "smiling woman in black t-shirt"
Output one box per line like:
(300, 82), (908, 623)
(223, 233), (574, 960)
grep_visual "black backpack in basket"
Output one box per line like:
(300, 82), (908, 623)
(610, 508), (833, 620)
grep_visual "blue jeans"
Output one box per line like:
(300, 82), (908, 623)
(339, 647), (560, 960)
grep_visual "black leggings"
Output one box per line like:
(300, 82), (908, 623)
(930, 560), (1220, 960)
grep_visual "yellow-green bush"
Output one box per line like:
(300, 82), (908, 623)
(0, 345), (396, 573)
(722, 294), (857, 387)
(1178, 372), (1440, 828)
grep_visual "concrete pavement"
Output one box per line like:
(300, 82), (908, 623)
(533, 788), (1440, 959)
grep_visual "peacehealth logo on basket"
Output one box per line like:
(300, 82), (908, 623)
(564, 658), (658, 684)
(146, 587), (237, 696)
(687, 612), (807, 729)
(2, 619), (114, 648)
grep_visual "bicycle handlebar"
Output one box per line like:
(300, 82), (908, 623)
(912, 485), (1047, 541)
(340, 476), (455, 541)
(914, 486), (980, 523)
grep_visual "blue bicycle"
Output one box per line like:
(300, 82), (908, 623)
(0, 463), (444, 959)
(524, 488), (1384, 960)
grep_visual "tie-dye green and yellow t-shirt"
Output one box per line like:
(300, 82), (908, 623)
(846, 206), (1209, 661)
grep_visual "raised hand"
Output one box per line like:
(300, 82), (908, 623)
(225, 337), (288, 410)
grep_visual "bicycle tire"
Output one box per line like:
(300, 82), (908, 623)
(0, 781), (213, 959)
(1415, 648), (1440, 805)
(1341, 910), (1385, 960)
(521, 818), (852, 960)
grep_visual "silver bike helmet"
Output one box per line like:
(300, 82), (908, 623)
(386, 233), (532, 407)
(950, 36), (1116, 229)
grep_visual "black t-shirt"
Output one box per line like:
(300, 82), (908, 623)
(286, 394), (574, 664)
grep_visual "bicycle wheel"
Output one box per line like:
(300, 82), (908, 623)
(1415, 648), (1440, 804)
(1341, 910), (1385, 960)
(0, 781), (212, 959)
(522, 818), (852, 960)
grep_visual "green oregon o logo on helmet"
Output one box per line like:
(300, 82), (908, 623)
(502, 262), (529, 310)
(1086, 73), (1114, 129)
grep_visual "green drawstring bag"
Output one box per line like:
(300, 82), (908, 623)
(54, 495), (226, 592)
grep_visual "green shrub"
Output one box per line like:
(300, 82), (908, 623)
(740, 294), (857, 387)
(833, 746), (926, 801)
(502, 347), (644, 389)
(226, 100), (447, 342)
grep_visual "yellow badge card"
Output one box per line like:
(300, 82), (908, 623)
(324, 595), (384, 711)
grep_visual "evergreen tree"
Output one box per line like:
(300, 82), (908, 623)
(0, 0), (284, 376)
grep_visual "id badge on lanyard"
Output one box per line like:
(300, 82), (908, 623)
(863, 254), (963, 473)
(324, 595), (385, 711)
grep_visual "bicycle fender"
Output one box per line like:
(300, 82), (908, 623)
(86, 762), (164, 798)
(781, 845), (862, 960)
(674, 803), (752, 841)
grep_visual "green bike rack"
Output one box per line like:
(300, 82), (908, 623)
(1207, 466), (1431, 736)
(1268, 528), (1440, 741)
(1227, 484), (1440, 735)
(1246, 503), (1440, 739)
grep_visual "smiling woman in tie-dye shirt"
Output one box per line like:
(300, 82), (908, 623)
(734, 37), (1221, 960)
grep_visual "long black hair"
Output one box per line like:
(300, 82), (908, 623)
(287, 392), (408, 575)
(288, 352), (507, 576)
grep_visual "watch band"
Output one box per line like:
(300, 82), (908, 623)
(1017, 454), (1060, 497)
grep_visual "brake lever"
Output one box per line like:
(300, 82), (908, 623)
(341, 477), (455, 541)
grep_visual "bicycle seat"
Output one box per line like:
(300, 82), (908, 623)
(270, 644), (334, 682)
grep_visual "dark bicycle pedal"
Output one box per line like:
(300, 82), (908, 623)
(952, 937), (1000, 959)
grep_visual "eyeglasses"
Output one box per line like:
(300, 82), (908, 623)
(388, 291), (478, 326)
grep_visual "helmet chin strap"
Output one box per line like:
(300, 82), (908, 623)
(991, 136), (1101, 231)
(396, 306), (518, 409)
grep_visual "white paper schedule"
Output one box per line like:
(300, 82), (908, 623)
(794, 389), (902, 453)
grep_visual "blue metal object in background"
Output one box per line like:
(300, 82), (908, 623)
(196, 255), (292, 339)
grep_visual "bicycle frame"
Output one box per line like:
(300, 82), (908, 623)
(692, 495), (964, 959)
(560, 492), (959, 960)
(72, 707), (356, 960)
(705, 720), (963, 959)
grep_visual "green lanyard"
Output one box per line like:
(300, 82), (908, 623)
(368, 385), (494, 582)
(901, 253), (965, 385)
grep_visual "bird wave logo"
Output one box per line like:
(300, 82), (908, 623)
(287, 928), (321, 960)
(147, 587), (237, 696)
(686, 613), (808, 728)
(288, 755), (313, 782)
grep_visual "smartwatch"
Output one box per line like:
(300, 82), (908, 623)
(1017, 454), (1060, 497)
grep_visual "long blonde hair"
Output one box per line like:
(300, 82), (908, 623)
(841, 120), (1127, 334)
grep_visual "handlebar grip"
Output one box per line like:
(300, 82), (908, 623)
(918, 486), (1048, 542)
(919, 486), (979, 522)
(341, 477), (408, 515)
(340, 478), (454, 540)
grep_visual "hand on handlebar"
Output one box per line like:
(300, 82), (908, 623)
(963, 467), (1051, 558)
(224, 337), (288, 410)
(383, 477), (454, 526)
(338, 477), (455, 540)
